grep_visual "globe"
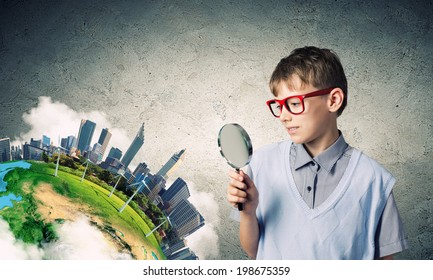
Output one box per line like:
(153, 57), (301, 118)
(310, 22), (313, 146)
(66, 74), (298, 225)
(0, 160), (165, 260)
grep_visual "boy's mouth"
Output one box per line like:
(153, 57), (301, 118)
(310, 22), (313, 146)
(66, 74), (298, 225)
(287, 126), (299, 134)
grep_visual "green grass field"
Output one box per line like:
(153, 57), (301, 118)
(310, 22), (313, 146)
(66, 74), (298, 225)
(0, 161), (165, 260)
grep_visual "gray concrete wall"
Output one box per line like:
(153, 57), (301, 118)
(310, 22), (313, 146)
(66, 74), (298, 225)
(0, 0), (432, 259)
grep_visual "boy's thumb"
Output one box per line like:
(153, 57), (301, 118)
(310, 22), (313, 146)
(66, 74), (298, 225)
(239, 170), (254, 188)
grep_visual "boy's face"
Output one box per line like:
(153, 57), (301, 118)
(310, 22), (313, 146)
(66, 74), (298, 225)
(273, 76), (337, 147)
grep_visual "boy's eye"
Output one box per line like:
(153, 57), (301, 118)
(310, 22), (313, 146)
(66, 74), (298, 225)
(270, 102), (281, 110)
(286, 97), (301, 108)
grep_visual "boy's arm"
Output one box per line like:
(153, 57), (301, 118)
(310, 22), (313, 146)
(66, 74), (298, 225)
(239, 211), (260, 259)
(227, 170), (260, 258)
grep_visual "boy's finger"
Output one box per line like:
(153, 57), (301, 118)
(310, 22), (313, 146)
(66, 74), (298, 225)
(239, 170), (254, 187)
(228, 169), (244, 181)
(227, 186), (247, 197)
(227, 194), (246, 204)
(230, 179), (247, 190)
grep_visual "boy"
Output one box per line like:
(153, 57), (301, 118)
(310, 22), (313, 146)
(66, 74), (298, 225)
(226, 46), (408, 260)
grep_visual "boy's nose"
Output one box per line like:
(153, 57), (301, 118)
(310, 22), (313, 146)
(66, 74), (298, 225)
(279, 106), (292, 121)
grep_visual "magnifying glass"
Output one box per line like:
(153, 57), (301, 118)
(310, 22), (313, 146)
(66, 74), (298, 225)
(218, 123), (253, 211)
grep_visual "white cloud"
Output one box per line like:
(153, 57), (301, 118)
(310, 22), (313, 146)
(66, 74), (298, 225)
(43, 216), (132, 260)
(183, 180), (220, 260)
(0, 216), (131, 260)
(0, 218), (45, 260)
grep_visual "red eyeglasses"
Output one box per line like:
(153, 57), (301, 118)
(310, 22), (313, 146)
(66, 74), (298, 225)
(266, 88), (334, 117)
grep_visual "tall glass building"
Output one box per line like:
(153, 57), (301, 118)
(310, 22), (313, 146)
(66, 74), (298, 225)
(167, 248), (198, 260)
(156, 149), (186, 179)
(0, 137), (11, 162)
(66, 135), (77, 151)
(161, 177), (190, 213)
(42, 135), (51, 148)
(107, 147), (122, 160)
(169, 199), (205, 240)
(97, 128), (111, 158)
(30, 138), (41, 148)
(121, 123), (144, 169)
(76, 119), (96, 153)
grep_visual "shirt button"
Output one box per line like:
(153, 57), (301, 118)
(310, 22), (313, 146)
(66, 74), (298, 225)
(307, 186), (312, 192)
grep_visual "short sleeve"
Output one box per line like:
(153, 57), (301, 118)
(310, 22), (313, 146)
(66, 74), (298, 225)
(374, 190), (409, 258)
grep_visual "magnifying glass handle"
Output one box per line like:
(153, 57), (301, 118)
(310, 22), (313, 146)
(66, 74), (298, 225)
(235, 168), (244, 211)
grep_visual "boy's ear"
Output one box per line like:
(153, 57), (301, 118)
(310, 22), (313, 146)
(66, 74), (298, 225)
(328, 88), (344, 113)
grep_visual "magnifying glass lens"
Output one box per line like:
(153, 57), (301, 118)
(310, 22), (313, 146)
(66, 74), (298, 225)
(218, 123), (253, 211)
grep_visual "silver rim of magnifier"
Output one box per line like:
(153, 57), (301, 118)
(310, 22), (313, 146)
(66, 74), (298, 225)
(217, 123), (253, 169)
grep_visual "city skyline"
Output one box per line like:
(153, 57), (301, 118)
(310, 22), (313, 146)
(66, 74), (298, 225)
(5, 120), (141, 168)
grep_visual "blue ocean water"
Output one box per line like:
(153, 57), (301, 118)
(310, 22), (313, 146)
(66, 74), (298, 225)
(0, 193), (22, 210)
(0, 161), (31, 209)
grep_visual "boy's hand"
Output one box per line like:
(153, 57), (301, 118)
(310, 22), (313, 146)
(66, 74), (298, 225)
(226, 169), (259, 215)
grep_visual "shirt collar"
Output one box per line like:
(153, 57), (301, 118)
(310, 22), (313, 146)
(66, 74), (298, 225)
(293, 132), (349, 173)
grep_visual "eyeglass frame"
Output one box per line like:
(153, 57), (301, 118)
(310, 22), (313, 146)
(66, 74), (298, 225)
(266, 87), (335, 117)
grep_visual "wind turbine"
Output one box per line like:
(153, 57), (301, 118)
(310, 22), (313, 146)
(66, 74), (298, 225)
(118, 176), (152, 213)
(54, 136), (68, 177)
(146, 214), (172, 238)
(80, 157), (97, 182)
(108, 168), (127, 197)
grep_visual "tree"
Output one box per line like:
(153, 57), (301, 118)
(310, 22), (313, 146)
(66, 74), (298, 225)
(99, 170), (114, 184)
(42, 152), (49, 163)
(59, 154), (77, 169)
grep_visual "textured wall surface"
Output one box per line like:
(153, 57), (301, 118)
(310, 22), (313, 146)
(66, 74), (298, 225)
(0, 0), (432, 259)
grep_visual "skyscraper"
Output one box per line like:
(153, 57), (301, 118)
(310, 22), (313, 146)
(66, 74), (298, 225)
(88, 143), (102, 163)
(99, 157), (124, 174)
(133, 162), (149, 176)
(0, 137), (11, 162)
(161, 178), (190, 213)
(77, 119), (96, 153)
(107, 147), (122, 160)
(169, 199), (205, 239)
(42, 135), (51, 148)
(167, 248), (198, 260)
(60, 137), (68, 149)
(139, 174), (166, 203)
(23, 143), (44, 161)
(11, 145), (22, 161)
(132, 162), (150, 184)
(121, 123), (144, 169)
(66, 135), (77, 151)
(97, 128), (111, 158)
(162, 239), (186, 257)
(156, 149), (186, 179)
(30, 138), (42, 148)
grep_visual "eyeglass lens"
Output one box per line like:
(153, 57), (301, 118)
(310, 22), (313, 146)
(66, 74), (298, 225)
(269, 97), (303, 116)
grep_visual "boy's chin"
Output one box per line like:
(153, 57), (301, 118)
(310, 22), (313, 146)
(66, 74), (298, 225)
(288, 136), (304, 145)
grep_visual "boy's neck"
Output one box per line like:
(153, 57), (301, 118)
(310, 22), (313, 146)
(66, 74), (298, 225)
(303, 127), (341, 158)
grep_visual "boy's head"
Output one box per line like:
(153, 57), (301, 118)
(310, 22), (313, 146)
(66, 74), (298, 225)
(269, 46), (347, 116)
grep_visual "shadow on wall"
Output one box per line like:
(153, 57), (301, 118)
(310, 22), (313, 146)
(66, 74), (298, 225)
(391, 159), (433, 260)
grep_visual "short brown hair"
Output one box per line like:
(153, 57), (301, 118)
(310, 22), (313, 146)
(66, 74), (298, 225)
(269, 46), (348, 116)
